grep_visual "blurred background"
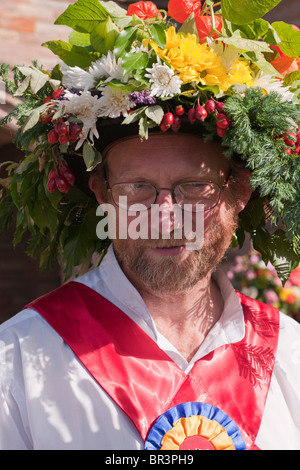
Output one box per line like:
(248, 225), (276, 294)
(0, 0), (299, 323)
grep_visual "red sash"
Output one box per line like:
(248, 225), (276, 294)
(25, 281), (279, 450)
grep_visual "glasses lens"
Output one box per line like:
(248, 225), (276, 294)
(175, 182), (220, 211)
(111, 183), (156, 209)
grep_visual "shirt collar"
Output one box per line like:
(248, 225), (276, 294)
(97, 244), (245, 368)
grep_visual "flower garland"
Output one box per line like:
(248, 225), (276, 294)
(0, 0), (300, 281)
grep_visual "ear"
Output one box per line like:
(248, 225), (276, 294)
(231, 170), (253, 214)
(88, 173), (106, 205)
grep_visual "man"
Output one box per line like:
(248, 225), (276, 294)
(1, 0), (300, 451)
(1, 131), (300, 450)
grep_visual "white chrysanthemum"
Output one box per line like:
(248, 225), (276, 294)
(61, 64), (94, 91)
(253, 72), (295, 102)
(89, 51), (128, 84)
(97, 86), (136, 118)
(145, 59), (182, 98)
(62, 89), (103, 148)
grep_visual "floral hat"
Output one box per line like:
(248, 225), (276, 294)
(1, 0), (300, 281)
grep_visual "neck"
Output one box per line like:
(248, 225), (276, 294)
(123, 266), (224, 362)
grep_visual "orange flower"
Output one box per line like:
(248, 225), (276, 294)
(127, 1), (162, 20)
(271, 55), (300, 77)
(195, 15), (223, 44)
(270, 24), (300, 77)
(167, 0), (201, 24)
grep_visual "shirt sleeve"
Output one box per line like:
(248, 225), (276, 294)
(0, 384), (32, 450)
(0, 324), (33, 450)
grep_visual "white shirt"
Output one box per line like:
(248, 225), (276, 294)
(1, 245), (300, 450)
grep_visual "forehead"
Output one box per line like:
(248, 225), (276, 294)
(105, 133), (230, 179)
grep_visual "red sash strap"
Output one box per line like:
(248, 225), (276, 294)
(25, 281), (279, 450)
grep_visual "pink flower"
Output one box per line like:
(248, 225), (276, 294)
(264, 289), (280, 306)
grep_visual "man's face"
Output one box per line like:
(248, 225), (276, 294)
(91, 134), (248, 293)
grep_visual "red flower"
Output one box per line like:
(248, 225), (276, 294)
(127, 1), (162, 20)
(289, 268), (300, 286)
(167, 0), (201, 24)
(196, 15), (222, 44)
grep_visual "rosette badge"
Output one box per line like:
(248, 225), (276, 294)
(0, 0), (300, 281)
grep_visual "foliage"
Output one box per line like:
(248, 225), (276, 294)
(0, 0), (300, 280)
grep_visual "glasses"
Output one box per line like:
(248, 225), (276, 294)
(105, 173), (231, 212)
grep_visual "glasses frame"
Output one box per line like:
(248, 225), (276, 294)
(105, 172), (232, 212)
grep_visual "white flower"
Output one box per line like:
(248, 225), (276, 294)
(89, 51), (128, 84)
(145, 58), (182, 98)
(61, 64), (94, 91)
(62, 89), (103, 148)
(253, 72), (295, 102)
(97, 86), (136, 118)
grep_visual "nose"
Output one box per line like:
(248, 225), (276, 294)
(155, 188), (176, 207)
(151, 188), (181, 237)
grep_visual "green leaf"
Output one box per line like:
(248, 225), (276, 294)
(22, 104), (48, 133)
(99, 1), (127, 18)
(121, 106), (146, 125)
(221, 36), (272, 53)
(16, 66), (50, 94)
(283, 71), (300, 87)
(178, 12), (198, 36)
(42, 40), (92, 68)
(252, 228), (299, 284)
(90, 17), (119, 54)
(114, 27), (137, 59)
(54, 0), (108, 33)
(122, 51), (149, 73)
(139, 116), (148, 140)
(150, 23), (166, 49)
(14, 75), (30, 97)
(272, 21), (300, 58)
(69, 30), (91, 47)
(145, 105), (164, 125)
(221, 0), (281, 25)
(82, 142), (102, 171)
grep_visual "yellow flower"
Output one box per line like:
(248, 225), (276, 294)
(145, 26), (253, 92)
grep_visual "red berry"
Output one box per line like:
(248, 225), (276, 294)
(205, 99), (216, 114)
(297, 133), (300, 145)
(44, 96), (51, 104)
(51, 89), (62, 100)
(163, 112), (174, 128)
(175, 105), (185, 116)
(59, 164), (75, 185)
(283, 132), (296, 146)
(160, 121), (169, 132)
(48, 129), (58, 144)
(47, 177), (57, 194)
(69, 122), (82, 136)
(286, 148), (292, 154)
(171, 115), (181, 132)
(216, 101), (225, 111)
(188, 108), (196, 124)
(295, 145), (300, 154)
(216, 113), (229, 129)
(48, 169), (57, 180)
(41, 115), (53, 123)
(59, 134), (69, 145)
(55, 176), (70, 194)
(216, 127), (227, 138)
(56, 122), (68, 135)
(195, 105), (207, 121)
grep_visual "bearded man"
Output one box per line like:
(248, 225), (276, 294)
(1, 131), (300, 451)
